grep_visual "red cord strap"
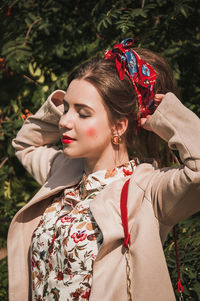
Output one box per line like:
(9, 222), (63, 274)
(173, 226), (184, 296)
(120, 179), (184, 298)
(120, 179), (131, 248)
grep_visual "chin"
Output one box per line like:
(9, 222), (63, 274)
(62, 149), (83, 159)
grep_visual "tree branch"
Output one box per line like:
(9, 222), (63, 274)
(141, 0), (145, 9)
(0, 157), (8, 169)
(24, 18), (42, 45)
(23, 74), (38, 85)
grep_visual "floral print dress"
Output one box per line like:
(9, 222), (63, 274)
(31, 160), (136, 301)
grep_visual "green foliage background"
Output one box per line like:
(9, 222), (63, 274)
(0, 0), (200, 300)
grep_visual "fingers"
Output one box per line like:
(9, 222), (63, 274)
(140, 94), (165, 131)
(140, 115), (152, 131)
(154, 94), (165, 107)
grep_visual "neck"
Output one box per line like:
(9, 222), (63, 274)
(84, 143), (129, 175)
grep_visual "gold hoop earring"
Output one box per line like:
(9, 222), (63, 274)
(112, 134), (122, 145)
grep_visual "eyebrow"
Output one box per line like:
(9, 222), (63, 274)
(63, 98), (95, 112)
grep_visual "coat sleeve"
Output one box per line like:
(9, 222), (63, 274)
(12, 90), (66, 185)
(147, 92), (200, 226)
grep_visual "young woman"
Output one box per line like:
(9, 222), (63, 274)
(8, 38), (200, 301)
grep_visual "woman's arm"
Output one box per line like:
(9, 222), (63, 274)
(12, 90), (66, 185)
(147, 92), (200, 225)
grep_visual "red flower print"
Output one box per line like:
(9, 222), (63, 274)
(48, 233), (56, 255)
(81, 289), (91, 299)
(37, 296), (42, 301)
(71, 230), (87, 243)
(64, 267), (72, 275)
(71, 292), (80, 300)
(123, 168), (133, 176)
(66, 191), (75, 196)
(71, 289), (82, 300)
(52, 233), (56, 243)
(60, 215), (75, 223)
(31, 257), (36, 268)
(37, 218), (44, 228)
(56, 271), (64, 281)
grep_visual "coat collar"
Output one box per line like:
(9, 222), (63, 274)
(11, 157), (84, 225)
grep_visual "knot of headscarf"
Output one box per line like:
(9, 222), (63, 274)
(104, 38), (157, 126)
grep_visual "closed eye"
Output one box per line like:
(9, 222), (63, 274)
(78, 109), (91, 118)
(62, 99), (94, 117)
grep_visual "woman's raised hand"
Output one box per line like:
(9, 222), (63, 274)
(140, 94), (165, 131)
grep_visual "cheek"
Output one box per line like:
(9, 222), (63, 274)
(85, 127), (96, 137)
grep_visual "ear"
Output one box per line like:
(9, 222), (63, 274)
(112, 118), (128, 136)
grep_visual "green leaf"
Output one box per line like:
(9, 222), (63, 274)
(4, 181), (11, 199)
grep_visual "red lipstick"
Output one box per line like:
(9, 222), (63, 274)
(62, 135), (76, 144)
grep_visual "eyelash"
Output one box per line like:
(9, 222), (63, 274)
(79, 112), (90, 118)
(63, 107), (90, 118)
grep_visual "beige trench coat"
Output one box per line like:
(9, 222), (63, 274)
(7, 91), (200, 301)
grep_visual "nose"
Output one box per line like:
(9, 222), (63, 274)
(59, 113), (74, 130)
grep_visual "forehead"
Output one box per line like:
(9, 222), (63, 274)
(64, 79), (104, 109)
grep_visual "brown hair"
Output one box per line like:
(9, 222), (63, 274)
(68, 48), (178, 166)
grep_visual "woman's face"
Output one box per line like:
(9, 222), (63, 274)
(59, 79), (113, 160)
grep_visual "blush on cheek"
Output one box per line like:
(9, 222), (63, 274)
(85, 127), (96, 137)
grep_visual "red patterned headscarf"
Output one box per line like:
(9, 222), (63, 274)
(104, 38), (157, 127)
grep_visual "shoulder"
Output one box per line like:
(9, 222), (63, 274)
(130, 162), (157, 191)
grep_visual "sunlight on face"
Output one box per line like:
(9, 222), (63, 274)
(59, 79), (114, 161)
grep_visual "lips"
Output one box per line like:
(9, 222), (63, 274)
(62, 135), (76, 144)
